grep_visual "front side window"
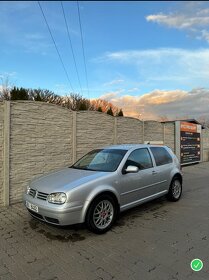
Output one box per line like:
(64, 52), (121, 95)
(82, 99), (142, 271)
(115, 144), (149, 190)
(124, 148), (153, 170)
(150, 147), (173, 166)
(72, 149), (127, 172)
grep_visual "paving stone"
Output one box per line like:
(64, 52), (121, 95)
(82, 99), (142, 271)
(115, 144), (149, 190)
(0, 163), (209, 279)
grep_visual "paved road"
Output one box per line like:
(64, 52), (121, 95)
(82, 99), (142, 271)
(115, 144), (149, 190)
(0, 162), (209, 280)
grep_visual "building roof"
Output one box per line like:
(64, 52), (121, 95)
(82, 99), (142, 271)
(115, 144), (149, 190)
(161, 119), (205, 128)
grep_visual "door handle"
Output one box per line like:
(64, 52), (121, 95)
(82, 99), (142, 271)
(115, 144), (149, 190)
(152, 170), (158, 175)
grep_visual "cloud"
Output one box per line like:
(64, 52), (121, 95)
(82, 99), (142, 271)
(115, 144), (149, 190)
(104, 48), (209, 64)
(101, 48), (209, 87)
(0, 72), (17, 79)
(103, 79), (124, 87)
(146, 3), (209, 43)
(199, 29), (209, 43)
(100, 89), (125, 100)
(94, 48), (209, 99)
(99, 88), (209, 120)
(127, 87), (139, 93)
(146, 13), (209, 30)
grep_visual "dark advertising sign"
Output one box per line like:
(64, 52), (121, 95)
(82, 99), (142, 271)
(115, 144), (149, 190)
(180, 122), (201, 164)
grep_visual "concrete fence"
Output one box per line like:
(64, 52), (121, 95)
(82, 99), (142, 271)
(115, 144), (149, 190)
(203, 128), (209, 162)
(0, 101), (208, 206)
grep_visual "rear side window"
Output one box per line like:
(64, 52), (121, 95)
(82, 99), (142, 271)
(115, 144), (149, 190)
(150, 147), (173, 166)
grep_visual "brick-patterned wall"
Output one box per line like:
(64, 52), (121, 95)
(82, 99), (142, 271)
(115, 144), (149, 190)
(144, 121), (164, 142)
(164, 123), (175, 152)
(76, 111), (115, 159)
(9, 102), (73, 204)
(0, 103), (4, 206)
(203, 128), (209, 162)
(116, 117), (143, 144)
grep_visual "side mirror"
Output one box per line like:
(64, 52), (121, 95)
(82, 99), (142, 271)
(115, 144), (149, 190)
(124, 165), (139, 174)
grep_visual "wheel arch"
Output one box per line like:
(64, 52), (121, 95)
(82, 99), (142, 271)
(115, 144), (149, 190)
(171, 172), (183, 185)
(82, 188), (120, 223)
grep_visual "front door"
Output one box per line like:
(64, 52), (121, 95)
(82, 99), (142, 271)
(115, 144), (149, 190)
(118, 148), (158, 208)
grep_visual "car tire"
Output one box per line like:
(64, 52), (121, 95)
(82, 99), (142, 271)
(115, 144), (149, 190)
(167, 177), (182, 202)
(85, 194), (117, 234)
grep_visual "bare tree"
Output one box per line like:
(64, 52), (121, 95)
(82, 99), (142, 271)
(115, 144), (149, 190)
(62, 93), (91, 111)
(0, 75), (11, 100)
(197, 115), (209, 128)
(0, 81), (124, 117)
(28, 89), (62, 105)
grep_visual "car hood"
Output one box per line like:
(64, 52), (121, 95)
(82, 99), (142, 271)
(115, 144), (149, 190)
(30, 167), (109, 194)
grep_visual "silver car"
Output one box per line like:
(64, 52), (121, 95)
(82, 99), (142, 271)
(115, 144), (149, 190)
(24, 144), (183, 233)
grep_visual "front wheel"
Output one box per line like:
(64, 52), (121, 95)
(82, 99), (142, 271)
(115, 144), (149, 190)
(167, 177), (182, 201)
(85, 195), (117, 234)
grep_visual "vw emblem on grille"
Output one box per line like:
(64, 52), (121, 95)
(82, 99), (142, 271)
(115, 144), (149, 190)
(32, 190), (37, 198)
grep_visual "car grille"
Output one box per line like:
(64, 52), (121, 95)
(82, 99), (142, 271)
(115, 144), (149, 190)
(28, 188), (49, 201)
(37, 191), (48, 200)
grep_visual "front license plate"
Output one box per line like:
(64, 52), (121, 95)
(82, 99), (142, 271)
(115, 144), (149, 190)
(26, 201), (39, 213)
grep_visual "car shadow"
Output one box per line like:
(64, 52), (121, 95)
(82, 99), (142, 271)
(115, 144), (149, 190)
(26, 196), (168, 241)
(114, 196), (168, 229)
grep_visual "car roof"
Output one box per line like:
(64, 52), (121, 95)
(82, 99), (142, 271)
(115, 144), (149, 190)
(102, 144), (168, 151)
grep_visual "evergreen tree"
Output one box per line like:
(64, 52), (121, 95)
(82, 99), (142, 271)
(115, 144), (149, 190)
(79, 102), (87, 110)
(106, 107), (114, 116)
(10, 87), (29, 100)
(117, 109), (124, 116)
(97, 106), (102, 112)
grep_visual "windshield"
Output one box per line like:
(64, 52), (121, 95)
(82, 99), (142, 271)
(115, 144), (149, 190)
(71, 149), (127, 172)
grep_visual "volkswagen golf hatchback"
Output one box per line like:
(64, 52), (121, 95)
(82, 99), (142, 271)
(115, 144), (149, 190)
(24, 144), (183, 233)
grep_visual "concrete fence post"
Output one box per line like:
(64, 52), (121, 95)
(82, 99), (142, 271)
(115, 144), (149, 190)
(72, 111), (77, 163)
(114, 118), (117, 145)
(3, 101), (10, 206)
(163, 123), (165, 145)
(201, 129), (204, 162)
(142, 120), (145, 144)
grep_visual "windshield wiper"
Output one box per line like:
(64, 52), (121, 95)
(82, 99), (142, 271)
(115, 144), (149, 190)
(70, 165), (93, 170)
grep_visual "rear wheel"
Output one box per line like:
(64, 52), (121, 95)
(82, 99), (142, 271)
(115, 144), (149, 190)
(167, 177), (182, 201)
(85, 194), (117, 234)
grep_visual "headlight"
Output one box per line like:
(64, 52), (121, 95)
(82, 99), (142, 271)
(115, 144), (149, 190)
(47, 192), (67, 204)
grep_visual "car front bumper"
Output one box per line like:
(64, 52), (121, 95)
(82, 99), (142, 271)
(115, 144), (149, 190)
(23, 194), (84, 226)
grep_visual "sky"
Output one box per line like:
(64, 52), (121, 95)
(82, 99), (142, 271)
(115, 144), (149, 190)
(1, 1), (209, 120)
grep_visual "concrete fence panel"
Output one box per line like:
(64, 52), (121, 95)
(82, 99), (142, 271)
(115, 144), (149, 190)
(164, 122), (175, 152)
(116, 117), (143, 144)
(144, 121), (164, 143)
(76, 111), (115, 159)
(9, 101), (73, 204)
